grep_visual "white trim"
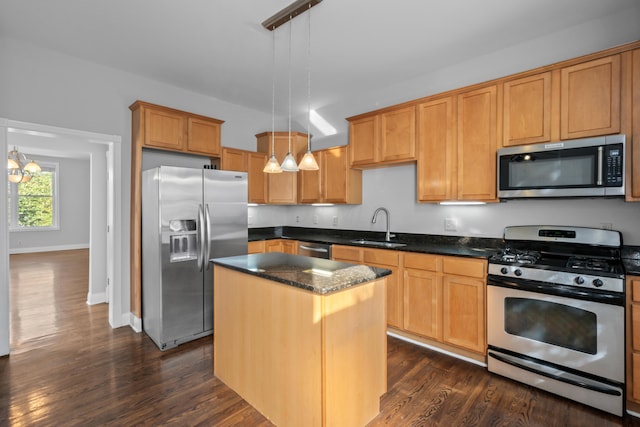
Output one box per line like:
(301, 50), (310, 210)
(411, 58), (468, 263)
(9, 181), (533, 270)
(86, 291), (107, 305)
(627, 409), (640, 418)
(386, 330), (487, 367)
(129, 314), (142, 333)
(9, 243), (90, 254)
(0, 119), (10, 356)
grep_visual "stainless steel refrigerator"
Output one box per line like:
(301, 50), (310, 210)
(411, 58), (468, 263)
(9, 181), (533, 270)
(142, 166), (247, 350)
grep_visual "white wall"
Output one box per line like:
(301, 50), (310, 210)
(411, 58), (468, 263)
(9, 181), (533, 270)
(250, 164), (640, 245)
(9, 154), (90, 252)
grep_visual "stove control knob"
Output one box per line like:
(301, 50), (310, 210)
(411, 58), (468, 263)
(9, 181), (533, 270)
(514, 269), (523, 277)
(593, 279), (604, 288)
(500, 267), (508, 275)
(575, 276), (585, 285)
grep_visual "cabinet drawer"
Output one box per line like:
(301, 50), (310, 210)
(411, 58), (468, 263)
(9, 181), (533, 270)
(442, 257), (486, 278)
(403, 252), (439, 271)
(363, 248), (400, 267)
(632, 278), (640, 302)
(332, 245), (363, 263)
(248, 241), (265, 254)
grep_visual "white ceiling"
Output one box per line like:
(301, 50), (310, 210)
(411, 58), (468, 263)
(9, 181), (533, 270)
(1, 0), (638, 122)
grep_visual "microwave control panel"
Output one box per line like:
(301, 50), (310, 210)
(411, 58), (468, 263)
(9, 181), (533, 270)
(604, 143), (623, 186)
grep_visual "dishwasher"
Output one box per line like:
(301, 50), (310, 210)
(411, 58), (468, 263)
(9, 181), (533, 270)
(297, 241), (332, 259)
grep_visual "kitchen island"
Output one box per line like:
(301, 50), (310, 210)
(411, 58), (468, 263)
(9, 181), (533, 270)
(211, 253), (391, 427)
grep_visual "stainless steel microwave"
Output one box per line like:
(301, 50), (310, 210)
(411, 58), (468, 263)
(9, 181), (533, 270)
(497, 135), (625, 198)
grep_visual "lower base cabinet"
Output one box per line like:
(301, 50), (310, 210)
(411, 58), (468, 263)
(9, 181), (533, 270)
(627, 275), (640, 411)
(333, 245), (487, 356)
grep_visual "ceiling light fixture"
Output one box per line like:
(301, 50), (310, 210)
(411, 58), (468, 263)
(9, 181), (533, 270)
(263, 28), (283, 174)
(263, 0), (322, 173)
(7, 146), (41, 184)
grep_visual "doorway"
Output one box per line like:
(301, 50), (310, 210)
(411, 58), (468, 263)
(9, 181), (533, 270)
(1, 119), (123, 355)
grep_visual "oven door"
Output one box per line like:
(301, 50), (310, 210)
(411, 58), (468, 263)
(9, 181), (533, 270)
(487, 277), (624, 383)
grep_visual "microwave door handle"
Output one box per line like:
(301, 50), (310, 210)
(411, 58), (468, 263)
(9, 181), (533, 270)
(596, 146), (603, 186)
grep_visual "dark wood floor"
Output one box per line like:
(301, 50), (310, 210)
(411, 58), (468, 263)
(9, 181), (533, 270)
(2, 249), (639, 426)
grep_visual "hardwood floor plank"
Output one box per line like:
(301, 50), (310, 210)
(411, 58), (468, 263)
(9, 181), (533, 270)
(3, 249), (640, 426)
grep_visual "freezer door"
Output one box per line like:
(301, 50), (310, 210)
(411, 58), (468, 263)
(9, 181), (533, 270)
(203, 169), (248, 330)
(156, 166), (205, 346)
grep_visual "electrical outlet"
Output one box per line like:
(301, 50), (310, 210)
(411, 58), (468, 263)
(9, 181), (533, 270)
(248, 215), (253, 225)
(313, 215), (318, 224)
(332, 216), (338, 226)
(600, 222), (613, 230)
(444, 218), (457, 231)
(296, 215), (300, 223)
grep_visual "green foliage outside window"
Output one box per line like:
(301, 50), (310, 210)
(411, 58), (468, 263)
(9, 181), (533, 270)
(8, 168), (55, 229)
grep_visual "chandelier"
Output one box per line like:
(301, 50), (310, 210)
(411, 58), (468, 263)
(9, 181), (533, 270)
(7, 146), (41, 183)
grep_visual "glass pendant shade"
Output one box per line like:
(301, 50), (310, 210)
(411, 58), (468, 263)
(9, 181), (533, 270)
(298, 150), (319, 170)
(8, 168), (23, 183)
(24, 160), (41, 174)
(280, 152), (299, 172)
(263, 154), (283, 173)
(7, 158), (19, 169)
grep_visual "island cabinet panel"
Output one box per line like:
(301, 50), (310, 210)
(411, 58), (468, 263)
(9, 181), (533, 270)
(417, 96), (457, 201)
(213, 266), (387, 427)
(456, 85), (499, 201)
(561, 55), (621, 140)
(502, 72), (553, 146)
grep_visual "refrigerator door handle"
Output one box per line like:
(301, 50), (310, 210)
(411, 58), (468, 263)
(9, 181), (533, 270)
(204, 203), (212, 270)
(197, 204), (205, 271)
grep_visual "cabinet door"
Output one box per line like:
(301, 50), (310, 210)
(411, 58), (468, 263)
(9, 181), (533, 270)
(417, 97), (456, 201)
(298, 150), (323, 203)
(322, 146), (348, 203)
(403, 268), (441, 340)
(265, 239), (284, 253)
(503, 72), (552, 146)
(349, 115), (379, 167)
(281, 240), (297, 254)
(248, 152), (268, 204)
(442, 274), (486, 353)
(561, 55), (621, 139)
(457, 85), (498, 201)
(267, 135), (298, 204)
(380, 106), (416, 163)
(363, 249), (401, 328)
(331, 245), (363, 263)
(221, 147), (248, 172)
(248, 241), (265, 254)
(631, 49), (640, 200)
(187, 117), (221, 156)
(144, 108), (185, 150)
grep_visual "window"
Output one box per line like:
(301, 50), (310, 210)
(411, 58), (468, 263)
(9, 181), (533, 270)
(8, 161), (59, 231)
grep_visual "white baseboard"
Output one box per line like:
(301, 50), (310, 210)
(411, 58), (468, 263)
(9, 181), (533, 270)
(129, 314), (142, 333)
(86, 292), (107, 305)
(9, 243), (89, 254)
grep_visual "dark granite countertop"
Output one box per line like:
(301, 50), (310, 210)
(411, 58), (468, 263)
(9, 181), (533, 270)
(211, 252), (392, 295)
(249, 226), (504, 259)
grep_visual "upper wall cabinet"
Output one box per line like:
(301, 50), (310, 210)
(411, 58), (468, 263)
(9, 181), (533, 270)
(502, 72), (552, 146)
(629, 48), (640, 201)
(256, 131), (308, 204)
(131, 101), (223, 157)
(221, 147), (267, 204)
(561, 55), (621, 140)
(348, 105), (416, 168)
(298, 146), (362, 204)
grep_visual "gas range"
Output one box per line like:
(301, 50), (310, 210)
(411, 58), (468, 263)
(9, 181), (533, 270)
(488, 226), (625, 294)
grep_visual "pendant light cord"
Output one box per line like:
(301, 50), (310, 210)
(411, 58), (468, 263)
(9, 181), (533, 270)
(271, 28), (276, 157)
(287, 16), (292, 152)
(307, 4), (311, 150)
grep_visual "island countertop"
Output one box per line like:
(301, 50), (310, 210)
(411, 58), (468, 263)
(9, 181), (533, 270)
(211, 252), (392, 295)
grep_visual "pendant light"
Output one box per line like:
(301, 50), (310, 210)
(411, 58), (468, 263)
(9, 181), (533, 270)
(7, 146), (41, 184)
(279, 17), (299, 172)
(298, 3), (319, 171)
(263, 28), (283, 174)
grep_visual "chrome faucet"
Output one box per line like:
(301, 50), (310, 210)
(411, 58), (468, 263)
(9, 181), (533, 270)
(371, 207), (395, 241)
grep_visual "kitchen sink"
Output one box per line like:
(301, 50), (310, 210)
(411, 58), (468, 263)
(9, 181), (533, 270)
(349, 239), (407, 248)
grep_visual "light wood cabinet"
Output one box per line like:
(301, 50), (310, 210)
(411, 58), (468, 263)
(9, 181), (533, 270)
(221, 147), (267, 204)
(416, 86), (498, 203)
(348, 105), (416, 168)
(298, 146), (362, 204)
(265, 239), (297, 254)
(416, 96), (457, 201)
(332, 245), (401, 328)
(502, 72), (553, 146)
(627, 276), (640, 406)
(456, 85), (499, 201)
(256, 132), (308, 204)
(247, 240), (265, 254)
(561, 55), (621, 140)
(630, 49), (640, 201)
(402, 252), (487, 355)
(129, 100), (224, 317)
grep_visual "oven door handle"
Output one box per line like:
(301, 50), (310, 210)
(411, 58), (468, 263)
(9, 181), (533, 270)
(488, 351), (621, 396)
